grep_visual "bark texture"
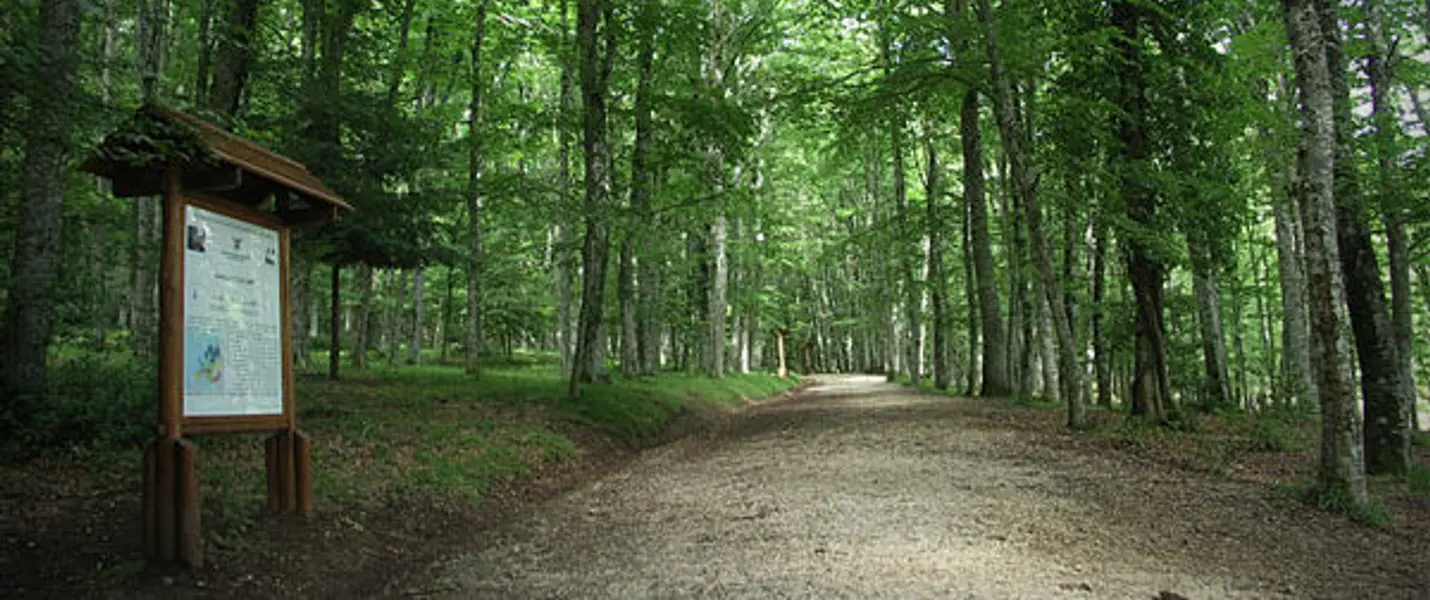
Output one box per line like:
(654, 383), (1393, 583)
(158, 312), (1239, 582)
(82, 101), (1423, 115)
(962, 90), (1010, 397)
(978, 0), (1083, 427)
(1, 0), (80, 416)
(569, 0), (616, 398)
(464, 0), (490, 376)
(1281, 0), (1368, 505)
(206, 0), (260, 121)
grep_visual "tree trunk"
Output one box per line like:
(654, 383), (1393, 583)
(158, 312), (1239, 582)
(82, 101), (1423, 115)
(1366, 0), (1418, 449)
(776, 329), (789, 379)
(1282, 0), (1368, 505)
(553, 0), (576, 375)
(978, 0), (1083, 427)
(707, 214), (728, 378)
(0, 0), (80, 414)
(1112, 0), (1171, 424)
(1192, 268), (1233, 411)
(887, 94), (921, 386)
(408, 266), (424, 364)
(353, 263), (374, 368)
(206, 0), (259, 122)
(619, 15), (654, 378)
(1038, 290), (1058, 402)
(962, 91), (1009, 397)
(1092, 220), (1112, 408)
(927, 128), (951, 391)
(1273, 161), (1316, 408)
(963, 183), (980, 396)
(1314, 0), (1411, 476)
(569, 0), (616, 399)
(327, 263), (341, 380)
(194, 0), (214, 106)
(464, 0), (490, 376)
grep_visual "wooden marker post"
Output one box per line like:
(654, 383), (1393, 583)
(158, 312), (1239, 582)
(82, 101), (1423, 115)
(84, 105), (352, 568)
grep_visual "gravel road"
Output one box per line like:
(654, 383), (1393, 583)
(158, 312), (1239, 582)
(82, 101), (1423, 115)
(426, 375), (1427, 599)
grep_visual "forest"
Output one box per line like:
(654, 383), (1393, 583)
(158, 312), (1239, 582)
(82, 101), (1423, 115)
(3, 0), (1430, 592)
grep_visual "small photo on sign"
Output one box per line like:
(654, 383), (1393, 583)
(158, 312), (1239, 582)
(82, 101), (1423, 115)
(187, 224), (209, 253)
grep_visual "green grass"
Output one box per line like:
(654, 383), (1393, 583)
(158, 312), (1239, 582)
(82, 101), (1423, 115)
(1412, 430), (1430, 448)
(11, 349), (798, 572)
(1277, 481), (1393, 526)
(1409, 466), (1430, 500)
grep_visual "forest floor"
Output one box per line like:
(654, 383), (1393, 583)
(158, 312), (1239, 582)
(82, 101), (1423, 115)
(421, 374), (1430, 600)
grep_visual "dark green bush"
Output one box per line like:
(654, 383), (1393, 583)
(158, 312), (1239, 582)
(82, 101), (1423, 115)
(2, 350), (155, 460)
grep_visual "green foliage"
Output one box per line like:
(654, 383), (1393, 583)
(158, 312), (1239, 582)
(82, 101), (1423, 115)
(2, 348), (154, 460)
(1412, 430), (1430, 449)
(1408, 466), (1430, 500)
(1279, 481), (1393, 527)
(1245, 418), (1307, 453)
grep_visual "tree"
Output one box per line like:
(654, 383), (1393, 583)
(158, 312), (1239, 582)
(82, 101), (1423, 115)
(1, 0), (81, 424)
(568, 0), (616, 398)
(1281, 0), (1368, 507)
(977, 0), (1083, 427)
(205, 0), (261, 122)
(466, 0), (491, 376)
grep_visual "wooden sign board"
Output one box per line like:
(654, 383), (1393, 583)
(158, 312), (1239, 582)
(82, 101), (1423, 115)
(176, 196), (295, 436)
(82, 105), (352, 570)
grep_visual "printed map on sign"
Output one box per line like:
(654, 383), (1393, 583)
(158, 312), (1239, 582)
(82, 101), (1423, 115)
(183, 205), (284, 417)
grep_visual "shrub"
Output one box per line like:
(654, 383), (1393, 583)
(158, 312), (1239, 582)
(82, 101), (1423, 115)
(2, 350), (155, 460)
(1246, 418), (1305, 452)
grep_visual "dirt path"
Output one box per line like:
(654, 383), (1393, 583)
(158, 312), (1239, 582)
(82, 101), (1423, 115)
(421, 375), (1427, 599)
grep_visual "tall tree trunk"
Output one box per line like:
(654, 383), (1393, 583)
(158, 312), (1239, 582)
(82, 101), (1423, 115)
(0, 0), (80, 415)
(195, 0), (214, 107)
(1282, 0), (1368, 505)
(1367, 0), (1419, 450)
(408, 266), (425, 364)
(205, 0), (259, 122)
(927, 128), (951, 391)
(962, 183), (980, 396)
(978, 0), (1083, 426)
(1092, 220), (1112, 408)
(707, 215), (728, 378)
(328, 263), (341, 380)
(619, 14), (654, 378)
(1112, 0), (1171, 423)
(1272, 151), (1316, 409)
(1192, 267), (1233, 411)
(130, 0), (169, 359)
(385, 0), (418, 104)
(963, 90), (1009, 396)
(569, 0), (616, 398)
(387, 270), (409, 366)
(887, 96), (921, 385)
(1315, 0), (1411, 476)
(1038, 291), (1058, 401)
(353, 263), (374, 368)
(554, 0), (576, 375)
(464, 0), (490, 376)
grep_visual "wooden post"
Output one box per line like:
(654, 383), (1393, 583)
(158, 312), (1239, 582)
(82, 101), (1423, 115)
(176, 439), (203, 568)
(141, 441), (158, 556)
(294, 430), (313, 517)
(266, 433), (284, 514)
(159, 167), (185, 437)
(154, 438), (177, 561)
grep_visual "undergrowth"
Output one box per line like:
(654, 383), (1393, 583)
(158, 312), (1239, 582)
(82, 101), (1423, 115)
(1277, 481), (1393, 526)
(5, 351), (797, 570)
(1409, 466), (1430, 500)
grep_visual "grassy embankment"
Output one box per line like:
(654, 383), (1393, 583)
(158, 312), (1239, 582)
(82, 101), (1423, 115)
(0, 348), (798, 592)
